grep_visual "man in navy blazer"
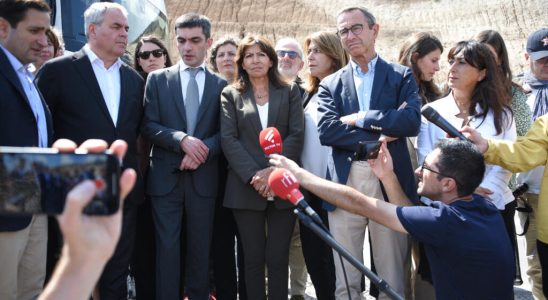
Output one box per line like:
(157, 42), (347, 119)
(0, 1), (53, 299)
(36, 3), (144, 299)
(141, 13), (227, 300)
(317, 6), (421, 300)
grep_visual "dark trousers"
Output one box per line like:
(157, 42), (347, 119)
(233, 203), (295, 300)
(131, 196), (156, 299)
(299, 191), (335, 300)
(152, 174), (215, 300)
(211, 204), (247, 300)
(538, 239), (548, 297)
(98, 196), (138, 300)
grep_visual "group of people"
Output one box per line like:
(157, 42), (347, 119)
(1, 0), (548, 299)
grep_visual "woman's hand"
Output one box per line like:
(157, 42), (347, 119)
(251, 167), (274, 198)
(474, 186), (493, 198)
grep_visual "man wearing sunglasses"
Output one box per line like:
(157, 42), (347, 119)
(269, 139), (514, 300)
(275, 38), (305, 97)
(316, 6), (421, 299)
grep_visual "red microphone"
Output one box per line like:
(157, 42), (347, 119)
(268, 168), (304, 204)
(269, 168), (324, 226)
(259, 127), (282, 155)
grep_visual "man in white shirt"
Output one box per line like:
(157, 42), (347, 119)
(0, 1), (52, 299)
(35, 3), (144, 299)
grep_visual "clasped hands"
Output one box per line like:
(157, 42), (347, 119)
(179, 136), (209, 170)
(250, 167), (275, 198)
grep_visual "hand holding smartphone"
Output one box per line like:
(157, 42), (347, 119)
(0, 145), (120, 215)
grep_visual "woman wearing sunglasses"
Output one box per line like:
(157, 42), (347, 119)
(133, 35), (173, 79)
(416, 40), (516, 214)
(131, 35), (173, 299)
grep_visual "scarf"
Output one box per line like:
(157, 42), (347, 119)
(523, 72), (548, 121)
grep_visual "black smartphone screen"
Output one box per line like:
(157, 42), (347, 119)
(0, 147), (120, 215)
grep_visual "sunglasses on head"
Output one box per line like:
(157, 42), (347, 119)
(138, 49), (165, 59)
(276, 50), (299, 59)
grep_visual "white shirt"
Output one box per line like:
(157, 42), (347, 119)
(416, 93), (517, 209)
(257, 102), (269, 129)
(0, 44), (48, 147)
(178, 61), (206, 105)
(83, 44), (122, 126)
(301, 93), (337, 181)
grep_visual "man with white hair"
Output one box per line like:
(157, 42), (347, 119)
(36, 2), (144, 299)
(275, 37), (305, 97)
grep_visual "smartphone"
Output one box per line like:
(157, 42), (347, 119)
(0, 147), (120, 215)
(354, 141), (381, 161)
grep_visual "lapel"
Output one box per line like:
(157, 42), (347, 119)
(243, 88), (263, 134)
(117, 65), (129, 127)
(72, 50), (114, 127)
(266, 82), (282, 127)
(0, 48), (31, 108)
(195, 68), (215, 125)
(0, 48), (53, 142)
(167, 64), (186, 124)
(340, 63), (359, 113)
(370, 57), (388, 109)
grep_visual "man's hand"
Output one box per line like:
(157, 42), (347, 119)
(250, 167), (274, 198)
(460, 126), (488, 153)
(340, 113), (359, 126)
(368, 142), (394, 181)
(39, 139), (136, 300)
(52, 139), (136, 263)
(179, 155), (200, 170)
(268, 154), (301, 176)
(180, 136), (209, 164)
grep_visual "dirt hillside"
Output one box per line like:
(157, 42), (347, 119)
(165, 0), (546, 77)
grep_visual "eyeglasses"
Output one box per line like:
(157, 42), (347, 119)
(276, 50), (300, 59)
(337, 24), (364, 38)
(137, 49), (165, 59)
(420, 161), (459, 184)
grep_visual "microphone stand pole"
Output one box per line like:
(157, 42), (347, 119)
(295, 208), (404, 300)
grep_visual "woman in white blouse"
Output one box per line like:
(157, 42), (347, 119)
(416, 40), (516, 210)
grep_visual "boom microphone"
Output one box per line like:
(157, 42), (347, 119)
(421, 106), (470, 141)
(268, 168), (324, 226)
(259, 127), (283, 155)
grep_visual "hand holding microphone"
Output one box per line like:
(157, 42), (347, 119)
(268, 168), (326, 229)
(421, 106), (470, 141)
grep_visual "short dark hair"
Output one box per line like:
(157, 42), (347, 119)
(434, 139), (485, 197)
(174, 13), (211, 39)
(233, 35), (287, 93)
(0, 0), (50, 28)
(337, 6), (376, 29)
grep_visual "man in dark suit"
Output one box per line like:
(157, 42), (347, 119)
(141, 13), (227, 300)
(317, 6), (421, 300)
(35, 3), (144, 299)
(0, 1), (53, 299)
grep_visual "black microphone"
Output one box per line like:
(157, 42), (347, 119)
(421, 106), (470, 141)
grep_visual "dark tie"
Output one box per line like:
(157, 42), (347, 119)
(185, 67), (200, 135)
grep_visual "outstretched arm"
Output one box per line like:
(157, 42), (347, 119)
(269, 154), (407, 233)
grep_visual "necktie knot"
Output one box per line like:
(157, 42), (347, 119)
(188, 67), (200, 78)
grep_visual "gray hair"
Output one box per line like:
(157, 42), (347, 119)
(275, 37), (304, 58)
(337, 6), (376, 29)
(84, 2), (128, 37)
